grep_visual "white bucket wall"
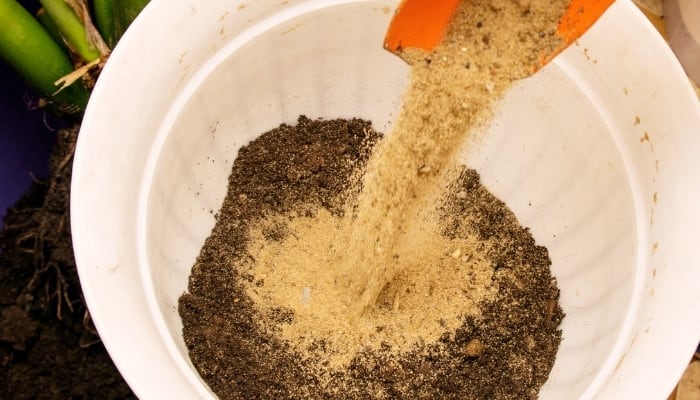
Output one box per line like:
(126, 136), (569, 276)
(71, 1), (700, 399)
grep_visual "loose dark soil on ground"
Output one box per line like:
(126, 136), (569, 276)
(0, 127), (133, 399)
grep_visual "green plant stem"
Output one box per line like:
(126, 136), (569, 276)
(36, 7), (67, 50)
(39, 0), (99, 62)
(114, 0), (149, 44)
(96, 0), (150, 48)
(93, 0), (116, 48)
(116, 0), (150, 34)
(0, 0), (88, 113)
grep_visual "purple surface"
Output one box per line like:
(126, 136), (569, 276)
(1, 0), (65, 229)
(0, 62), (57, 228)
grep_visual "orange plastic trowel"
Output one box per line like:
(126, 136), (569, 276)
(384, 0), (616, 71)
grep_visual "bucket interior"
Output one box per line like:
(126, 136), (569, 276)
(141, 2), (639, 399)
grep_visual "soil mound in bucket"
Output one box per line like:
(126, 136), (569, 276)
(179, 116), (563, 400)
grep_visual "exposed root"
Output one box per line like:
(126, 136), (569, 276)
(49, 262), (74, 321)
(78, 336), (102, 349)
(56, 148), (75, 173)
(15, 229), (38, 248)
(53, 57), (102, 95)
(3, 218), (38, 231)
(2, 126), (81, 321)
(81, 309), (98, 335)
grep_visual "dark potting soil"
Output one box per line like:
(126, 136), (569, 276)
(179, 116), (564, 399)
(0, 127), (134, 399)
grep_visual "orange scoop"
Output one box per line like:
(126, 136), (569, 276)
(384, 0), (615, 70)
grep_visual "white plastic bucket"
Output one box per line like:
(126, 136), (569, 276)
(71, 0), (700, 398)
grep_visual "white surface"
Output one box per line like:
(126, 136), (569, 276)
(71, 0), (700, 399)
